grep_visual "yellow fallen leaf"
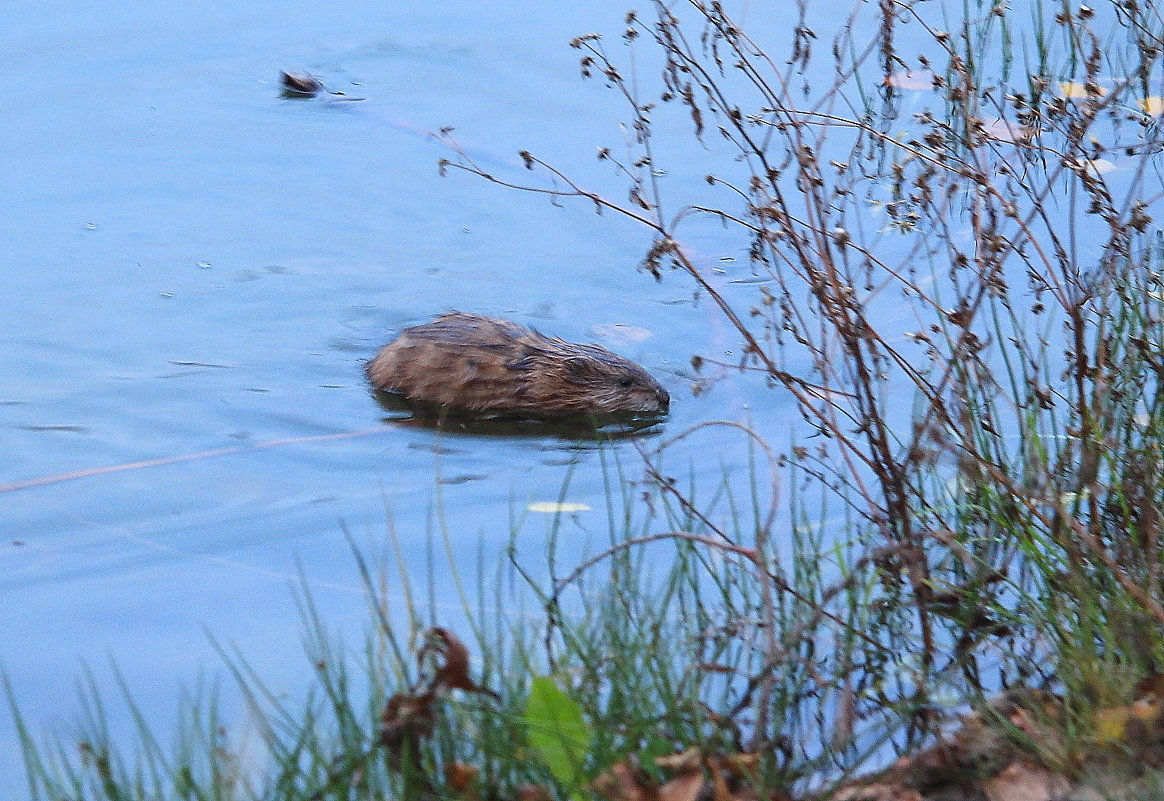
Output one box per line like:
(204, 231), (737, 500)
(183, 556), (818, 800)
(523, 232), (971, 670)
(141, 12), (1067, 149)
(1093, 704), (1130, 744)
(527, 501), (591, 513)
(1060, 81), (1107, 99)
(1139, 97), (1164, 115)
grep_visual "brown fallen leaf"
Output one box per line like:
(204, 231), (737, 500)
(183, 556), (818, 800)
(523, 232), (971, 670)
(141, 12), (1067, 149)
(657, 771), (704, 801)
(445, 761), (481, 798)
(655, 748), (703, 773)
(722, 753), (760, 775)
(375, 691), (438, 794)
(418, 626), (499, 699)
(517, 783), (555, 801)
(592, 761), (657, 801)
(981, 760), (1071, 801)
(710, 760), (733, 801)
(1135, 672), (1164, 697)
(829, 784), (923, 801)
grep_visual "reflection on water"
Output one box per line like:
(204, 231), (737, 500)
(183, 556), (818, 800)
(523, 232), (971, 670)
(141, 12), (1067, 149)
(370, 388), (669, 441)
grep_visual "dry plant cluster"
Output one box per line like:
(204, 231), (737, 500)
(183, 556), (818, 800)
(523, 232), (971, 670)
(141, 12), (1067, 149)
(437, 0), (1164, 797)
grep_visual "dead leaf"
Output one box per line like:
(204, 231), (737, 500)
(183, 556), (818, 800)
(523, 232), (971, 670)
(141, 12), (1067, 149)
(655, 748), (702, 773)
(592, 761), (657, 801)
(1135, 672), (1164, 697)
(722, 753), (759, 775)
(657, 772), (704, 801)
(980, 118), (1036, 143)
(417, 627), (498, 698)
(1131, 694), (1163, 723)
(1139, 97), (1164, 116)
(378, 691), (437, 783)
(709, 762), (732, 801)
(981, 761), (1071, 801)
(829, 784), (923, 800)
(518, 783), (555, 801)
(445, 762), (480, 797)
(1060, 81), (1107, 99)
(1093, 704), (1131, 744)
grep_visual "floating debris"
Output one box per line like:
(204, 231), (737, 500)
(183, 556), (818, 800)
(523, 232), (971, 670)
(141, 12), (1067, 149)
(527, 501), (591, 513)
(280, 70), (324, 97)
(1139, 96), (1164, 116)
(1059, 80), (1108, 99)
(279, 70), (365, 101)
(980, 117), (1037, 144)
(1084, 158), (1118, 175)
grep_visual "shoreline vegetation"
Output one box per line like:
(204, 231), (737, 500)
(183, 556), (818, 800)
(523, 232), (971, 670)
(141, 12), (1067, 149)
(13, 1), (1164, 799)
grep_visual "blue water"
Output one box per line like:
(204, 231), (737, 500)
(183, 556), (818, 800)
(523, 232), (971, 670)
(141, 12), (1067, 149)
(0, 0), (799, 789)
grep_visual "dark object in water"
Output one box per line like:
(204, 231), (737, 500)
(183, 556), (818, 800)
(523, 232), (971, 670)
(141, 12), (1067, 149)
(367, 312), (670, 419)
(279, 71), (364, 101)
(280, 71), (324, 97)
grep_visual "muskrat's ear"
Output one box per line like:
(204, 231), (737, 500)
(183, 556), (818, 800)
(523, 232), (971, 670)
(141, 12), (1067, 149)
(562, 357), (602, 384)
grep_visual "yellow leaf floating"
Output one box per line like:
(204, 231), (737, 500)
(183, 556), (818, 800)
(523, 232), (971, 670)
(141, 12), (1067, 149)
(1060, 81), (1107, 99)
(527, 501), (591, 513)
(1139, 97), (1164, 115)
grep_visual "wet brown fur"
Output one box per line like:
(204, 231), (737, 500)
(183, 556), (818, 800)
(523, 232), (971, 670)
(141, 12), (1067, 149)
(367, 312), (669, 418)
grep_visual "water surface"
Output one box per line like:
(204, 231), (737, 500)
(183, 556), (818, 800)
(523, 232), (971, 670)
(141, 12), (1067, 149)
(0, 0), (794, 787)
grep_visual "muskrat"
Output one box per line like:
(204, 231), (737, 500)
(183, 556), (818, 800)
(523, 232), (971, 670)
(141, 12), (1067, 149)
(366, 312), (670, 419)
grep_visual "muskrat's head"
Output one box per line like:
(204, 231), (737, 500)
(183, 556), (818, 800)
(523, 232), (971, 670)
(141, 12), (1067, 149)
(530, 344), (670, 417)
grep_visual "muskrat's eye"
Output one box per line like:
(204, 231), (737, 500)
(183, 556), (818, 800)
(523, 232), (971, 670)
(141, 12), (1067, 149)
(618, 377), (634, 388)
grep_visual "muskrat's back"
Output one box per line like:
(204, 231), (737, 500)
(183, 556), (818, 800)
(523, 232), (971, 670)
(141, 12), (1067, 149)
(366, 312), (669, 418)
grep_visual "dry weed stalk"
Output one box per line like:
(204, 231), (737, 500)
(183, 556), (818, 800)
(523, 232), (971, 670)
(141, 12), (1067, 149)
(440, 0), (1164, 769)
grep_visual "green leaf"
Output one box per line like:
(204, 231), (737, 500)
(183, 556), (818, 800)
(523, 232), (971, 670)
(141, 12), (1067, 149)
(523, 675), (594, 790)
